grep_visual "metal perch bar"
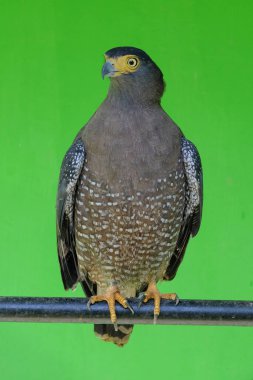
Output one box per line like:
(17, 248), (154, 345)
(0, 297), (253, 326)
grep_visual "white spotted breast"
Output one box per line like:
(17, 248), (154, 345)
(74, 159), (185, 292)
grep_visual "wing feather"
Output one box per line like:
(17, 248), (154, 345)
(164, 137), (203, 280)
(56, 138), (94, 293)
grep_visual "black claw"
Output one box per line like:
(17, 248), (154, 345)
(113, 322), (118, 331)
(137, 293), (146, 308)
(126, 301), (134, 314)
(87, 300), (91, 311)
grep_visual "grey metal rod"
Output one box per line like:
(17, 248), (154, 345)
(0, 297), (253, 326)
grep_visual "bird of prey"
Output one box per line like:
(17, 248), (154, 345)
(56, 46), (203, 346)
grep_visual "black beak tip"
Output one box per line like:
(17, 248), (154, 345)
(102, 61), (114, 79)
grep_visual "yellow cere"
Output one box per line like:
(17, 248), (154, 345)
(104, 54), (140, 76)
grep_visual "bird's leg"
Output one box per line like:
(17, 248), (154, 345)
(87, 286), (134, 330)
(141, 281), (179, 323)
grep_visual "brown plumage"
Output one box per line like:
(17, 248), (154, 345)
(56, 47), (203, 346)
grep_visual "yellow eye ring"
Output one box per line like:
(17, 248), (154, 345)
(126, 57), (140, 69)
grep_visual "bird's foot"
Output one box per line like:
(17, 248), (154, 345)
(138, 282), (179, 323)
(87, 287), (134, 330)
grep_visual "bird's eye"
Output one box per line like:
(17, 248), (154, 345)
(127, 57), (139, 68)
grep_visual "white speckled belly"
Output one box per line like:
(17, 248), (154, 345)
(75, 162), (185, 293)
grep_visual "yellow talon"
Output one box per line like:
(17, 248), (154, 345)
(142, 281), (178, 322)
(88, 287), (133, 327)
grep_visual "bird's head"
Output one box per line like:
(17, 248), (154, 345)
(102, 47), (165, 104)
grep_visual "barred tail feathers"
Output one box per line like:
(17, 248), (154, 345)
(94, 324), (134, 347)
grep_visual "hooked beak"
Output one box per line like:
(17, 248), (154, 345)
(102, 61), (117, 79)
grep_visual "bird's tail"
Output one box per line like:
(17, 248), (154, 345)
(94, 324), (134, 347)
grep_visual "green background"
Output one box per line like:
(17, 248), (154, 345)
(0, 0), (253, 379)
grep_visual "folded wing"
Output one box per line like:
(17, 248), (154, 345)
(164, 137), (203, 280)
(56, 138), (95, 295)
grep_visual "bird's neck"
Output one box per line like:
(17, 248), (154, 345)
(106, 77), (162, 108)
